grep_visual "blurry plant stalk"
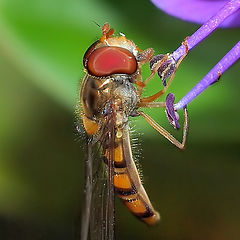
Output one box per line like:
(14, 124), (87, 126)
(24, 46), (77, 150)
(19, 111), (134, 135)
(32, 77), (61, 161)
(164, 0), (240, 126)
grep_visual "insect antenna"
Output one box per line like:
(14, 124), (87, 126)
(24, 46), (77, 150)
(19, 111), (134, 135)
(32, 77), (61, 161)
(92, 20), (101, 28)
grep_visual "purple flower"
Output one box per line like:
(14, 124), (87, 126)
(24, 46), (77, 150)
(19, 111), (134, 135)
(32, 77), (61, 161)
(151, 0), (240, 128)
(174, 41), (240, 110)
(154, 1), (240, 80)
(151, 0), (240, 28)
(172, 0), (240, 61)
(165, 41), (239, 129)
(165, 93), (180, 129)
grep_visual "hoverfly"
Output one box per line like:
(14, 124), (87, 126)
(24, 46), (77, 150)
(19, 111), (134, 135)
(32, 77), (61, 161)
(77, 23), (189, 240)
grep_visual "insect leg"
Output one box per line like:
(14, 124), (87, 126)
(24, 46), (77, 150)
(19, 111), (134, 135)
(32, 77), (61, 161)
(136, 50), (172, 96)
(139, 107), (189, 150)
(138, 48), (155, 66)
(140, 38), (189, 103)
(135, 48), (155, 93)
(139, 101), (165, 108)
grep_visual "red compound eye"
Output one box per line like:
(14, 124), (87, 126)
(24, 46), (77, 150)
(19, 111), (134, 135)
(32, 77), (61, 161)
(86, 46), (137, 77)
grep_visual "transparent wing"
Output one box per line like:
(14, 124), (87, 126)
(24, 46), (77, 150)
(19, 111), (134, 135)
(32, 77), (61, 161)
(81, 116), (115, 240)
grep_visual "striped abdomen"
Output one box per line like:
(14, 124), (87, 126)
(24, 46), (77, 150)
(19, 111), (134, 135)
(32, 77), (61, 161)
(104, 127), (160, 226)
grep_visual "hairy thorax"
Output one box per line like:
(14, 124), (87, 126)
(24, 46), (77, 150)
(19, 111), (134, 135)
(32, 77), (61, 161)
(81, 73), (139, 128)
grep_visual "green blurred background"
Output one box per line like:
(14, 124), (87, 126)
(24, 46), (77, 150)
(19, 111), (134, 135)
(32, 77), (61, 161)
(0, 0), (240, 239)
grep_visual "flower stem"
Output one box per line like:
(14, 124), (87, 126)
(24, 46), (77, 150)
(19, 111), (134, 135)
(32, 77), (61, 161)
(174, 41), (240, 110)
(172, 0), (240, 62)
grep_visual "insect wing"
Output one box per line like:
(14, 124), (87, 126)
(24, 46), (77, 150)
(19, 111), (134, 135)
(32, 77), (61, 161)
(81, 122), (115, 240)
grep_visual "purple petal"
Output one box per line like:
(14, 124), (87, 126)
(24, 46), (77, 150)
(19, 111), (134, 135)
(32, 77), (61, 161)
(165, 93), (181, 129)
(151, 0), (240, 28)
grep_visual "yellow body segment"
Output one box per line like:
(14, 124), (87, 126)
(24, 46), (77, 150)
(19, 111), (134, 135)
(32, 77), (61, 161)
(82, 114), (100, 135)
(124, 198), (147, 214)
(114, 144), (123, 162)
(143, 212), (160, 226)
(105, 144), (124, 165)
(114, 172), (132, 189)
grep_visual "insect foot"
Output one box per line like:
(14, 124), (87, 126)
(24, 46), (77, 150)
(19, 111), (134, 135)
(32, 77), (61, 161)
(149, 54), (176, 87)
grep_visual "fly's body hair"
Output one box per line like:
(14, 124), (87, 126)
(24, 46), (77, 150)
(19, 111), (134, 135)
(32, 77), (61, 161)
(128, 120), (145, 184)
(74, 102), (87, 141)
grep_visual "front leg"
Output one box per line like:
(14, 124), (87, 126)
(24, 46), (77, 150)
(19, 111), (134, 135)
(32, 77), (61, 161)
(140, 38), (190, 103)
(136, 49), (173, 97)
(135, 48), (155, 93)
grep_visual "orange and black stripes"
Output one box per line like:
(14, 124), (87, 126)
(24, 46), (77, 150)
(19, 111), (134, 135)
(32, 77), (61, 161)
(105, 142), (126, 168)
(114, 169), (137, 196)
(104, 133), (160, 226)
